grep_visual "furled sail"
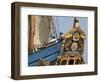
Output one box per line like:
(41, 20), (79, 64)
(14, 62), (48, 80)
(28, 15), (36, 52)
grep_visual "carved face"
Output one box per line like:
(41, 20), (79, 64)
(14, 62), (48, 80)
(71, 42), (78, 51)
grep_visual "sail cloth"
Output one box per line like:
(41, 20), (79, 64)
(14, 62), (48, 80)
(28, 16), (58, 52)
(47, 17), (58, 43)
(34, 16), (50, 51)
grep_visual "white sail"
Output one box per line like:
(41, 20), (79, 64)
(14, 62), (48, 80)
(34, 16), (50, 51)
(29, 16), (58, 52)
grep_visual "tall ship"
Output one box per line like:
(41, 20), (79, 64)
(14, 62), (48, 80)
(28, 16), (86, 66)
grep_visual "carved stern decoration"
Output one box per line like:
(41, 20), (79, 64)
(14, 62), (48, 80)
(57, 18), (86, 65)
